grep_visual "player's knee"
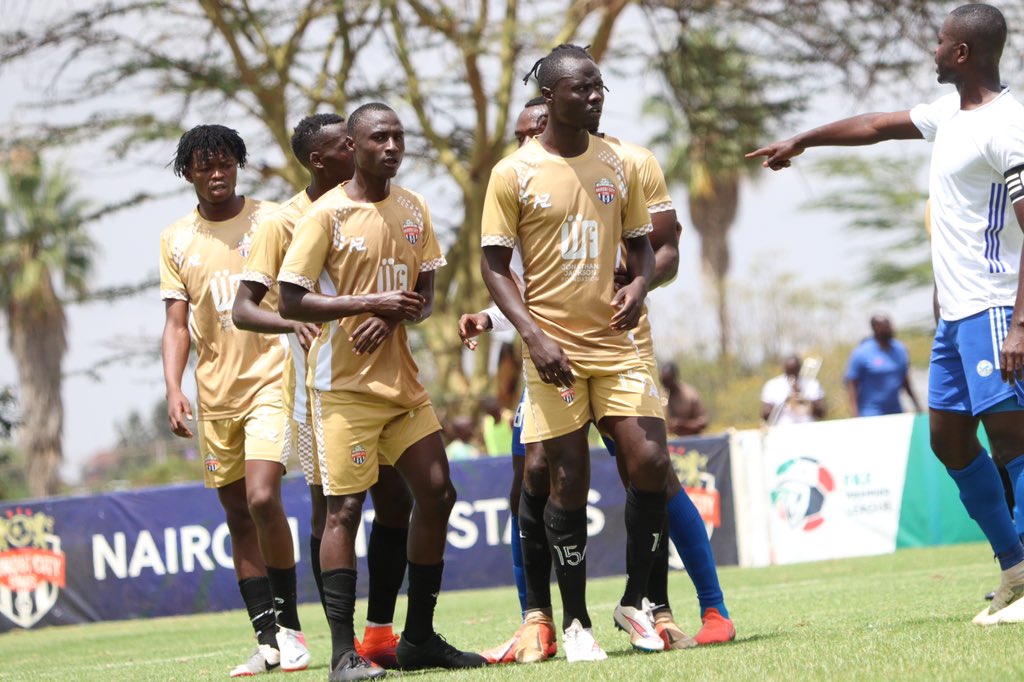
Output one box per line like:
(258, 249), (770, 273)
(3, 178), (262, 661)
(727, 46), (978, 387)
(327, 496), (364, 534)
(550, 466), (587, 500)
(420, 480), (456, 519)
(627, 445), (669, 491)
(523, 459), (549, 494)
(246, 485), (282, 522)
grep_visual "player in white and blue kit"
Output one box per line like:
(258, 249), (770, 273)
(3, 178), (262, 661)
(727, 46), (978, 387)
(750, 3), (1024, 625)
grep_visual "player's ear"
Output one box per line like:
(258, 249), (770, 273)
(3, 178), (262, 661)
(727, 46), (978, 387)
(309, 150), (323, 170)
(957, 42), (969, 64)
(345, 135), (355, 152)
(540, 86), (553, 104)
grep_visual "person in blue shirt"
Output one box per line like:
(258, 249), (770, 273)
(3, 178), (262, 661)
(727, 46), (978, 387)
(845, 315), (922, 417)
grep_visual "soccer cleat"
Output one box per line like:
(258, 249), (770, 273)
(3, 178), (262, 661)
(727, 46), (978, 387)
(229, 644), (281, 677)
(480, 611), (557, 664)
(360, 625), (400, 669)
(276, 626), (310, 672)
(562, 619), (607, 663)
(328, 650), (386, 682)
(974, 560), (1024, 626)
(395, 632), (488, 671)
(653, 610), (698, 650)
(613, 601), (665, 652)
(694, 607), (736, 645)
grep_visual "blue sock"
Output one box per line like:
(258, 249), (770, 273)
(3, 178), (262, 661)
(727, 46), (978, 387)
(666, 489), (728, 619)
(510, 514), (527, 616)
(1004, 455), (1024, 538)
(948, 450), (1024, 570)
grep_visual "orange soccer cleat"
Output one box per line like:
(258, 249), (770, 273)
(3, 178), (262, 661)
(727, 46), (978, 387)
(694, 607), (736, 645)
(359, 625), (400, 669)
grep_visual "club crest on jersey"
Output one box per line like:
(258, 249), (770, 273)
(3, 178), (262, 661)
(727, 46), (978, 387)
(351, 444), (367, 466)
(402, 219), (422, 245)
(236, 233), (253, 258)
(595, 178), (616, 204)
(204, 453), (220, 472)
(0, 508), (66, 629)
(559, 386), (576, 405)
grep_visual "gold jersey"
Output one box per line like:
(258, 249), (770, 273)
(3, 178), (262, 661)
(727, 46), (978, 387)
(279, 184), (445, 407)
(603, 134), (675, 361)
(159, 197), (286, 419)
(481, 134), (652, 361)
(241, 190), (314, 424)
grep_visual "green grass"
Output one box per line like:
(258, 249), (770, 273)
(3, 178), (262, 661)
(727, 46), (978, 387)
(2, 543), (1022, 681)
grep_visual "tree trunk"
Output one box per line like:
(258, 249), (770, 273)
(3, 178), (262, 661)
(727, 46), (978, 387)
(688, 175), (739, 360)
(7, 279), (66, 498)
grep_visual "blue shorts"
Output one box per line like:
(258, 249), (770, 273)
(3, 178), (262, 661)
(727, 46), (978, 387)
(929, 306), (1024, 416)
(511, 392), (617, 457)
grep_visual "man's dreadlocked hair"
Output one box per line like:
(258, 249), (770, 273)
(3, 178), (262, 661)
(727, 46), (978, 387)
(172, 124), (247, 177)
(522, 44), (594, 89)
(290, 113), (345, 167)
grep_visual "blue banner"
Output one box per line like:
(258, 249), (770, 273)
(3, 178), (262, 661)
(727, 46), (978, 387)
(0, 436), (734, 631)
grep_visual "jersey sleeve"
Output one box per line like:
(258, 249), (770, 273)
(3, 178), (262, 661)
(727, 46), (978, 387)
(242, 216), (286, 289)
(159, 230), (188, 302)
(909, 100), (941, 142)
(621, 160), (653, 239)
(982, 112), (1024, 204)
(844, 349), (864, 382)
(279, 212), (330, 292)
(418, 200), (446, 272)
(638, 152), (673, 214)
(481, 166), (520, 248)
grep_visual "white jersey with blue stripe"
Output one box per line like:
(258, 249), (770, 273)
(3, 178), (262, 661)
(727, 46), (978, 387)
(911, 89), (1024, 321)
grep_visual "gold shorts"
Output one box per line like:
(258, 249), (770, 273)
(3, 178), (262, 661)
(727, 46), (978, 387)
(283, 418), (320, 486)
(311, 390), (441, 496)
(521, 356), (663, 444)
(197, 387), (286, 489)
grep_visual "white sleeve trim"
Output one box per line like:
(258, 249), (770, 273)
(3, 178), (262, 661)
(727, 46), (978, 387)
(160, 289), (188, 302)
(278, 271), (316, 291)
(483, 305), (514, 332)
(420, 256), (447, 272)
(648, 201), (674, 214)
(623, 223), (654, 239)
(241, 270), (275, 289)
(482, 235), (516, 248)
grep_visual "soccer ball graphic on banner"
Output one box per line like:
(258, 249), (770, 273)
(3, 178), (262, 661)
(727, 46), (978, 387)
(771, 456), (835, 531)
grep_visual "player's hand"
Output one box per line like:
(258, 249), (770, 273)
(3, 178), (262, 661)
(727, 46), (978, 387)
(167, 390), (194, 439)
(366, 290), (425, 321)
(349, 316), (397, 355)
(1000, 324), (1024, 383)
(291, 321), (321, 352)
(610, 280), (646, 330)
(613, 264), (629, 291)
(526, 333), (575, 387)
(746, 139), (803, 171)
(458, 312), (492, 350)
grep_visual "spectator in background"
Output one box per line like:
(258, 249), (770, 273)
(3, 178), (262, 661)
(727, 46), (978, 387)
(845, 314), (922, 417)
(659, 362), (709, 436)
(480, 397), (513, 456)
(445, 416), (481, 461)
(761, 355), (826, 425)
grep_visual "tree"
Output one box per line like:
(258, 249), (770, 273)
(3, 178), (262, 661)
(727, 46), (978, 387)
(0, 149), (94, 497)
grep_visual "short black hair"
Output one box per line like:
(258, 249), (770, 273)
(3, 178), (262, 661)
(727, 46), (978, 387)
(172, 124), (246, 177)
(290, 113), (345, 167)
(347, 102), (397, 135)
(948, 4), (1007, 60)
(525, 96), (547, 108)
(522, 44), (595, 89)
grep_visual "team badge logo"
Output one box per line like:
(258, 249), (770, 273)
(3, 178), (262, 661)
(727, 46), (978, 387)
(402, 219), (422, 245)
(236, 233), (253, 258)
(595, 178), (616, 204)
(0, 508), (66, 629)
(770, 456), (834, 531)
(204, 453), (220, 472)
(977, 360), (994, 378)
(351, 444), (367, 466)
(558, 386), (575, 405)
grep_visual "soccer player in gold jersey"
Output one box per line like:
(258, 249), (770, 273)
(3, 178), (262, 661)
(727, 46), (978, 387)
(159, 125), (309, 676)
(480, 45), (671, 661)
(232, 114), (414, 668)
(278, 103), (486, 679)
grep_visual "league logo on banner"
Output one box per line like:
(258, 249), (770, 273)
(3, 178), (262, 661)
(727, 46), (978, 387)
(771, 457), (835, 532)
(0, 508), (66, 629)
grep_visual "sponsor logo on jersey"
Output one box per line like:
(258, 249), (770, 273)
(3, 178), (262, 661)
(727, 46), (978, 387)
(595, 178), (616, 204)
(402, 219), (422, 245)
(977, 360), (994, 378)
(204, 453), (220, 473)
(559, 386), (575, 405)
(0, 509), (66, 628)
(351, 444), (367, 466)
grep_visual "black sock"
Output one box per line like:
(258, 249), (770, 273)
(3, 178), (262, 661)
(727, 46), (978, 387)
(310, 535), (327, 617)
(544, 501), (590, 630)
(366, 521), (408, 624)
(621, 486), (667, 608)
(266, 565), (302, 631)
(323, 568), (358, 669)
(239, 577), (279, 649)
(403, 561), (443, 645)
(519, 489), (552, 611)
(646, 516), (670, 611)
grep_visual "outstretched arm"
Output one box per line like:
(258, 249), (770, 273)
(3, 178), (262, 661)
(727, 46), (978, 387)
(747, 111), (922, 171)
(232, 280), (319, 350)
(279, 282), (424, 323)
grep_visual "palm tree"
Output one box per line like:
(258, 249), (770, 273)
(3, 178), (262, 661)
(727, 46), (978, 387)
(0, 149), (93, 497)
(646, 28), (799, 360)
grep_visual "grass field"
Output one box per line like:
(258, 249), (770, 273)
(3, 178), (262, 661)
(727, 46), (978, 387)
(3, 543), (1023, 681)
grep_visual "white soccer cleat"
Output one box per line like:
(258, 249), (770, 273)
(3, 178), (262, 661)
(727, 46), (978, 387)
(974, 560), (1024, 626)
(230, 644), (281, 677)
(276, 627), (311, 672)
(613, 600), (665, 652)
(563, 618), (608, 662)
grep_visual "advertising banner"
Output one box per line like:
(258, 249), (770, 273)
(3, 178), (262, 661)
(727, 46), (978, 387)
(667, 435), (738, 567)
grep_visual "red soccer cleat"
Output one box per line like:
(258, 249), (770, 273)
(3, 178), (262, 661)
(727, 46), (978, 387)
(694, 607), (736, 645)
(359, 625), (400, 669)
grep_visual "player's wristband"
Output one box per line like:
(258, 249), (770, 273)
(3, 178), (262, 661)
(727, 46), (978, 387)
(483, 305), (514, 332)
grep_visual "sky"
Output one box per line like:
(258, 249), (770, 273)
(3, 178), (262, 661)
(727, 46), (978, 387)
(0, 2), (956, 482)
